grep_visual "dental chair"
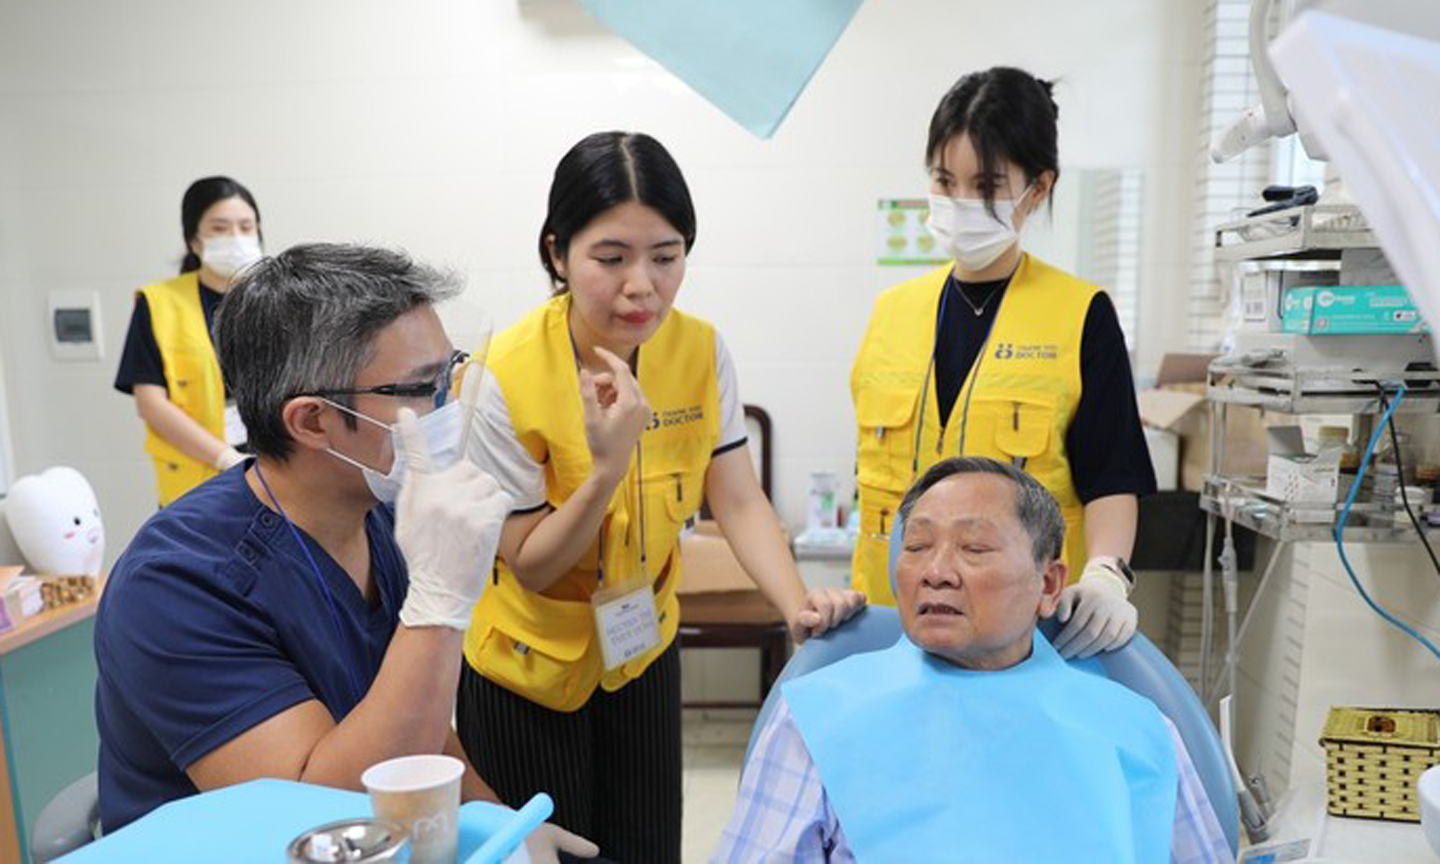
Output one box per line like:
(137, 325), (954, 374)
(30, 771), (100, 861)
(743, 522), (1241, 855)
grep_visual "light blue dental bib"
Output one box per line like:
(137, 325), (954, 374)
(784, 631), (1177, 863)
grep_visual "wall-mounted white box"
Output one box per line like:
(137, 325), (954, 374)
(46, 291), (104, 362)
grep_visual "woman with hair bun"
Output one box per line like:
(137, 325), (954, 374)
(850, 67), (1156, 660)
(457, 131), (863, 862)
(114, 176), (264, 506)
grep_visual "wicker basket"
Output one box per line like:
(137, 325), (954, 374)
(1320, 706), (1440, 822)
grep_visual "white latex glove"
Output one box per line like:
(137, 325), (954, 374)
(213, 446), (245, 471)
(792, 588), (867, 643)
(523, 822), (600, 863)
(394, 406), (512, 630)
(1051, 564), (1137, 659)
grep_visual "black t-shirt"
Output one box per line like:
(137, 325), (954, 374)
(113, 278), (225, 396)
(933, 272), (1157, 503)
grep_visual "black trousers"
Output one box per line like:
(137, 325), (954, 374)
(457, 642), (682, 864)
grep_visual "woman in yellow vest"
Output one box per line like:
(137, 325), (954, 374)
(852, 67), (1156, 660)
(457, 132), (864, 862)
(114, 176), (263, 506)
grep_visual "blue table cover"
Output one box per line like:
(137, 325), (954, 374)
(64, 778), (529, 862)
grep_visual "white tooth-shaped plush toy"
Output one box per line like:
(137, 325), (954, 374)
(6, 466), (105, 576)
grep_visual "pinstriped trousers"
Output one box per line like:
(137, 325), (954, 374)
(456, 642), (682, 863)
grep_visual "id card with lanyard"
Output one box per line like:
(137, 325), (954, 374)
(592, 441), (663, 671)
(576, 341), (662, 672)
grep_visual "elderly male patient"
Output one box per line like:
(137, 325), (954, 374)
(714, 457), (1231, 862)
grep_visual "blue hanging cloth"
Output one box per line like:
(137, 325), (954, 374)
(578, 0), (862, 139)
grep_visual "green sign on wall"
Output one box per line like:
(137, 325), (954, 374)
(877, 199), (947, 266)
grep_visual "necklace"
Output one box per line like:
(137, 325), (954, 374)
(956, 282), (1002, 317)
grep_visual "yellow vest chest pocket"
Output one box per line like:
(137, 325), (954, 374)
(655, 467), (706, 528)
(643, 429), (711, 570)
(968, 396), (1056, 463)
(855, 385), (921, 493)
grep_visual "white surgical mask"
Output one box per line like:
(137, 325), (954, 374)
(200, 234), (263, 280)
(925, 186), (1032, 272)
(322, 399), (464, 503)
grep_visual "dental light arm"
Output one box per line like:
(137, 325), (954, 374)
(1211, 0), (1302, 164)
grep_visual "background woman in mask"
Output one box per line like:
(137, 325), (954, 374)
(114, 176), (264, 506)
(850, 67), (1155, 660)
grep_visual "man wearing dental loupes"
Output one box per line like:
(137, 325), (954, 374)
(94, 244), (598, 861)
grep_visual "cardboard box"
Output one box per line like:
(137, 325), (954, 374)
(679, 520), (780, 595)
(1265, 426), (1340, 512)
(1138, 354), (1271, 491)
(1144, 429), (1179, 491)
(677, 521), (787, 626)
(1282, 285), (1428, 335)
(676, 590), (785, 625)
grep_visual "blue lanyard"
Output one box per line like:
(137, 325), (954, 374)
(595, 440), (647, 587)
(254, 464), (364, 707)
(910, 280), (1002, 476)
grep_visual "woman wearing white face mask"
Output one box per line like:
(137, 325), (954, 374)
(115, 176), (265, 506)
(851, 67), (1156, 660)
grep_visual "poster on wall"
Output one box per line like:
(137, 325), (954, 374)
(877, 198), (947, 266)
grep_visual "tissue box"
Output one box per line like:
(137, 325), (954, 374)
(1282, 285), (1428, 335)
(1265, 426), (1339, 508)
(0, 574), (43, 633)
(1240, 269), (1338, 332)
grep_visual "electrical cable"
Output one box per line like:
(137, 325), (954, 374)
(1335, 384), (1440, 663)
(1373, 383), (1440, 580)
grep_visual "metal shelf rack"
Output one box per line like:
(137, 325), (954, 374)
(1200, 475), (1433, 545)
(1194, 202), (1438, 710)
(1213, 204), (1376, 263)
(1206, 360), (1440, 417)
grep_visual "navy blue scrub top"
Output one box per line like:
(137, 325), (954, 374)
(94, 464), (408, 833)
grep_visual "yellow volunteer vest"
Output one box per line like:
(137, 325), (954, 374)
(463, 295), (721, 712)
(139, 273), (225, 507)
(850, 254), (1096, 604)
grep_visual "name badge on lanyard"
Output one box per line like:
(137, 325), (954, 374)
(592, 577), (662, 672)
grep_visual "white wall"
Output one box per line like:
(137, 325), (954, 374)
(0, 339), (11, 496)
(0, 0), (1203, 558)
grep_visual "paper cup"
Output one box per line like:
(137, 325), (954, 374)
(362, 754), (464, 864)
